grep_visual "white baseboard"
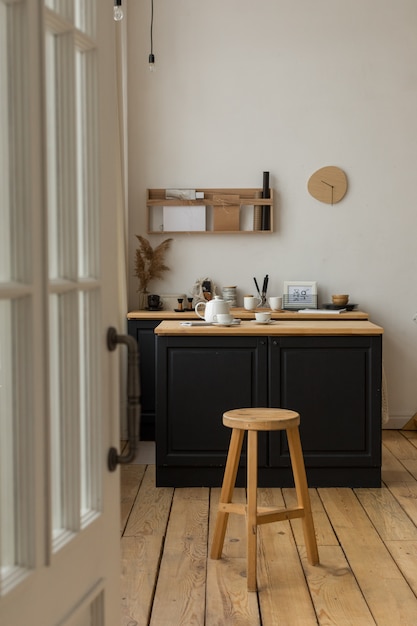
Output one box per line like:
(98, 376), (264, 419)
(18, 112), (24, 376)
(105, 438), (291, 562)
(383, 415), (414, 429)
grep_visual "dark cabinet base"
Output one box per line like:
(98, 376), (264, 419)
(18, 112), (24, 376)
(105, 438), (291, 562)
(155, 334), (382, 488)
(155, 465), (382, 488)
(128, 319), (159, 440)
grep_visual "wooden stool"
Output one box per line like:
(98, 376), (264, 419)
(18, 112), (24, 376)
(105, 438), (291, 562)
(210, 407), (319, 591)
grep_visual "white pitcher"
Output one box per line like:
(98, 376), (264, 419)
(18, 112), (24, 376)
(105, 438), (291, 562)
(195, 296), (230, 322)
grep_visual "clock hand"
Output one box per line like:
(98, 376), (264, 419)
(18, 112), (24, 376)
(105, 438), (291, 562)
(321, 180), (334, 204)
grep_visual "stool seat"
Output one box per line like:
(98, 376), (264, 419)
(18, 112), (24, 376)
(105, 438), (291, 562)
(211, 407), (319, 592)
(223, 407), (300, 431)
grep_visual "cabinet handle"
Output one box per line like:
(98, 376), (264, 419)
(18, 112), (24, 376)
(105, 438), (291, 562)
(106, 327), (140, 471)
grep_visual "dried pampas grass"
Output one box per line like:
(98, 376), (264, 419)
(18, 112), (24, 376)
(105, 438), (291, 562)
(134, 235), (173, 292)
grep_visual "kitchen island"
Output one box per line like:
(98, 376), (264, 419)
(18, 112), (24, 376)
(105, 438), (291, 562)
(128, 307), (369, 438)
(154, 319), (383, 488)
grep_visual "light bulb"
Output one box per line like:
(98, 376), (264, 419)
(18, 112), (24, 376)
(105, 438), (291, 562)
(148, 53), (156, 72)
(113, 0), (123, 21)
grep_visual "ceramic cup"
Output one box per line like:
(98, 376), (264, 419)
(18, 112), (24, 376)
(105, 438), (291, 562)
(269, 296), (283, 311)
(244, 295), (262, 310)
(255, 311), (271, 322)
(148, 294), (161, 309)
(215, 313), (234, 324)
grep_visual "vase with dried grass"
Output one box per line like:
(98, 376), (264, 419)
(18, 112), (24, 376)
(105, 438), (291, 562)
(134, 235), (173, 309)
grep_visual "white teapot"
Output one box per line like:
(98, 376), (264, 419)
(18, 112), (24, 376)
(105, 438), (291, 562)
(195, 295), (230, 323)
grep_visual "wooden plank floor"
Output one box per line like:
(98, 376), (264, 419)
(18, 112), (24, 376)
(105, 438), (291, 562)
(121, 430), (417, 625)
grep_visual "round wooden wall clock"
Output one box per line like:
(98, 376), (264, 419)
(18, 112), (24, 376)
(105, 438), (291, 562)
(307, 166), (347, 205)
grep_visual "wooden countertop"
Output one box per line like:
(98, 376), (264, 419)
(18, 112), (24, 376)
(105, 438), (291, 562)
(154, 320), (383, 336)
(128, 307), (369, 321)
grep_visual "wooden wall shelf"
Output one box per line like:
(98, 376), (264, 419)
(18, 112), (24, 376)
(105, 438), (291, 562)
(147, 188), (274, 234)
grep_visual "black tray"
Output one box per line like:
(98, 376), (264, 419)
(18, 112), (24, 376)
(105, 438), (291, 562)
(323, 303), (358, 311)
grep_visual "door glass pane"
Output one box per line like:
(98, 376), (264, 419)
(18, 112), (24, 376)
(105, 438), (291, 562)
(46, 31), (78, 281)
(0, 2), (10, 281)
(0, 0), (30, 283)
(45, 30), (59, 280)
(0, 0), (34, 595)
(45, 0), (73, 22)
(75, 0), (95, 38)
(50, 291), (80, 547)
(0, 302), (15, 576)
(46, 25), (98, 282)
(75, 48), (99, 279)
(0, 299), (33, 593)
(79, 290), (101, 524)
(46, 7), (101, 550)
(49, 292), (102, 545)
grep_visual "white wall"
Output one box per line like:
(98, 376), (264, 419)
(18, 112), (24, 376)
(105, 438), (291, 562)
(126, 0), (417, 427)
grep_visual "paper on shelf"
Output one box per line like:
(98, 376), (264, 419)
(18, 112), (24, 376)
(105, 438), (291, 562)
(163, 205), (206, 231)
(298, 308), (347, 314)
(180, 321), (212, 326)
(165, 189), (196, 200)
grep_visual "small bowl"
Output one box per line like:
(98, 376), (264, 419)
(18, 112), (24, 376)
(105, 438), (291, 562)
(332, 294), (349, 306)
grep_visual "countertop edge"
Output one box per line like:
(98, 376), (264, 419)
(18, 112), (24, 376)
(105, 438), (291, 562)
(128, 308), (370, 321)
(153, 320), (384, 336)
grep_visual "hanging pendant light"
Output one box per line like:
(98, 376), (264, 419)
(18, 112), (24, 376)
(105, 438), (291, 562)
(148, 0), (155, 71)
(113, 0), (123, 21)
(113, 0), (156, 72)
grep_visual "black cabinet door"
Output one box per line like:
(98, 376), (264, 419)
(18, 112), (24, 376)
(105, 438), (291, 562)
(127, 320), (159, 439)
(268, 336), (382, 470)
(156, 336), (268, 469)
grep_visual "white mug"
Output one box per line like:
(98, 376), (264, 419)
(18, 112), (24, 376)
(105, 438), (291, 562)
(255, 311), (271, 322)
(244, 296), (262, 310)
(269, 296), (283, 311)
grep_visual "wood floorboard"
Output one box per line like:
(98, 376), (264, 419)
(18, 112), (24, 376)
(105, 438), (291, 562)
(120, 430), (417, 625)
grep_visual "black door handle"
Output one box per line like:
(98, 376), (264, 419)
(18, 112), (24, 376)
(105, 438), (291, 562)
(106, 327), (140, 471)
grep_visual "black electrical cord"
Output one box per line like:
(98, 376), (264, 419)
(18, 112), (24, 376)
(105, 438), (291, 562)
(149, 0), (155, 66)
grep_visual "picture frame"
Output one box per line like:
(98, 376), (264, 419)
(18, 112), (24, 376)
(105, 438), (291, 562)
(283, 281), (318, 309)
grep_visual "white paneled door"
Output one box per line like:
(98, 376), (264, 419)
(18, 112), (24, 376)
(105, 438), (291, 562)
(0, 1), (122, 624)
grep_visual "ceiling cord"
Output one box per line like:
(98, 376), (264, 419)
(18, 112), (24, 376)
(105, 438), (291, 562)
(149, 0), (155, 70)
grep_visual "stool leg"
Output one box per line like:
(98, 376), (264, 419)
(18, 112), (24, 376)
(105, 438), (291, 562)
(210, 428), (245, 559)
(246, 429), (258, 591)
(286, 426), (319, 566)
